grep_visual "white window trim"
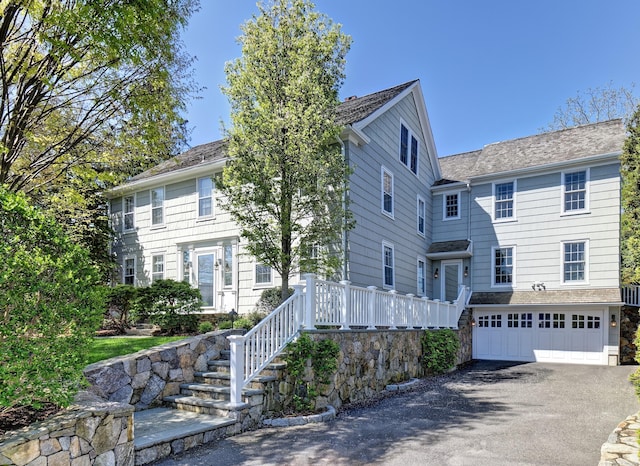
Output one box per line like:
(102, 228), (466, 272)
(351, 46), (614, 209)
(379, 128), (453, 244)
(122, 193), (136, 233)
(560, 239), (589, 285)
(222, 244), (234, 289)
(382, 241), (395, 290)
(399, 119), (419, 176)
(254, 262), (273, 288)
(492, 179), (517, 223)
(381, 166), (394, 219)
(442, 191), (461, 221)
(561, 168), (590, 216)
(123, 256), (136, 286)
(151, 253), (165, 283)
(150, 186), (166, 228)
(491, 245), (516, 288)
(417, 195), (426, 236)
(197, 176), (215, 220)
(417, 257), (426, 297)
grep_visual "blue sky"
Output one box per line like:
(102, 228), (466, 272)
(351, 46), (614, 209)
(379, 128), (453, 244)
(181, 0), (640, 156)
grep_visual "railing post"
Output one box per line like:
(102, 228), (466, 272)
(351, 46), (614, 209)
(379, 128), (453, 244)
(304, 273), (316, 329)
(422, 296), (430, 329)
(367, 286), (377, 329)
(292, 284), (305, 330)
(433, 299), (441, 328)
(389, 290), (397, 329)
(228, 335), (245, 407)
(340, 280), (351, 330)
(407, 294), (414, 329)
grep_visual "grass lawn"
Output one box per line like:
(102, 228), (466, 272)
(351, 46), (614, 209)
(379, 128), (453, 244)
(87, 336), (187, 365)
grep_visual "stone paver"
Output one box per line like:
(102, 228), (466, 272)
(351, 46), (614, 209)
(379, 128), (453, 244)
(151, 361), (639, 466)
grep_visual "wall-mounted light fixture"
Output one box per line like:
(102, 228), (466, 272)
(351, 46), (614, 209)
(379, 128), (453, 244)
(471, 317), (476, 327)
(611, 314), (617, 327)
(464, 266), (469, 277)
(433, 268), (439, 279)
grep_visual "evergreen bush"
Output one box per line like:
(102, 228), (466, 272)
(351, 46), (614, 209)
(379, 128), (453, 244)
(133, 279), (201, 334)
(421, 329), (460, 375)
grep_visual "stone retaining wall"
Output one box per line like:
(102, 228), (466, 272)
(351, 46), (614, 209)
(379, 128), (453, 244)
(599, 411), (640, 465)
(83, 330), (243, 409)
(0, 392), (133, 466)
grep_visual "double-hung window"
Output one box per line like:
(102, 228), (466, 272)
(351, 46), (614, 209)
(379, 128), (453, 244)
(382, 242), (395, 289)
(492, 246), (514, 286)
(417, 258), (426, 296)
(198, 176), (214, 218)
(563, 241), (587, 283)
(381, 167), (394, 217)
(563, 170), (588, 213)
(417, 196), (425, 235)
(151, 187), (164, 226)
(443, 192), (460, 220)
(124, 257), (135, 286)
(494, 181), (515, 220)
(255, 263), (272, 286)
(152, 254), (164, 282)
(399, 123), (418, 175)
(123, 195), (135, 231)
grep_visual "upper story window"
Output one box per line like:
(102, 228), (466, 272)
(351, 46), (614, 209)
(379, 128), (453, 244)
(417, 196), (425, 235)
(151, 187), (164, 226)
(492, 246), (514, 286)
(381, 167), (394, 218)
(443, 192), (460, 220)
(124, 257), (135, 286)
(417, 258), (426, 296)
(494, 181), (515, 220)
(255, 263), (272, 286)
(383, 242), (395, 289)
(399, 122), (418, 175)
(563, 170), (588, 213)
(152, 254), (164, 282)
(563, 241), (587, 283)
(123, 195), (135, 231)
(198, 176), (214, 218)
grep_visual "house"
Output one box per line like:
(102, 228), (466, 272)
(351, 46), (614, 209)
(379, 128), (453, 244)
(107, 80), (441, 314)
(107, 80), (627, 365)
(433, 119), (626, 365)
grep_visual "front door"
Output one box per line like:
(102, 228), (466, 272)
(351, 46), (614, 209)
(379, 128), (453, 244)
(441, 260), (462, 303)
(195, 252), (216, 307)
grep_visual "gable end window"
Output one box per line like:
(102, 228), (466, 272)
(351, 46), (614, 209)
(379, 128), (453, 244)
(562, 241), (587, 283)
(563, 170), (588, 213)
(494, 181), (515, 220)
(123, 195), (135, 231)
(382, 242), (395, 289)
(443, 192), (460, 220)
(492, 246), (514, 286)
(399, 123), (418, 175)
(198, 176), (214, 218)
(417, 196), (425, 235)
(381, 167), (394, 217)
(151, 187), (164, 226)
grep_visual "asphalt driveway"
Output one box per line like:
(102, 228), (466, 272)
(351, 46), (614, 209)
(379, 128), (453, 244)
(152, 361), (639, 466)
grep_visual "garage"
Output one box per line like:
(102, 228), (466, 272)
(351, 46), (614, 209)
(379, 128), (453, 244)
(472, 309), (607, 365)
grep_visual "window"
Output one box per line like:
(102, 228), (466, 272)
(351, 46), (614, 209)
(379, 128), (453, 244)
(493, 246), (514, 286)
(443, 193), (459, 220)
(381, 167), (394, 217)
(399, 123), (419, 175)
(124, 257), (135, 285)
(151, 187), (164, 226)
(182, 250), (191, 283)
(417, 259), (426, 296)
(123, 195), (135, 231)
(223, 244), (233, 287)
(563, 170), (588, 213)
(152, 255), (164, 282)
(563, 241), (587, 282)
(417, 196), (425, 235)
(490, 314), (502, 327)
(553, 313), (565, 329)
(255, 263), (272, 285)
(197, 177), (214, 217)
(382, 242), (394, 288)
(494, 181), (515, 220)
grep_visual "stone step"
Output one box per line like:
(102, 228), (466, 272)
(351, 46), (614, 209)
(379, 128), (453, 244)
(134, 407), (236, 464)
(179, 382), (264, 403)
(164, 395), (249, 417)
(208, 359), (230, 373)
(194, 371), (277, 388)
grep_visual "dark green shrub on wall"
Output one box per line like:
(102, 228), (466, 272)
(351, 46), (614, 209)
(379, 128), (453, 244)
(629, 326), (640, 398)
(421, 329), (460, 375)
(134, 279), (201, 334)
(0, 187), (104, 410)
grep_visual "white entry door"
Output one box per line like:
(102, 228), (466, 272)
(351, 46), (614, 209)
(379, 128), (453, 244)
(441, 260), (462, 302)
(194, 252), (216, 308)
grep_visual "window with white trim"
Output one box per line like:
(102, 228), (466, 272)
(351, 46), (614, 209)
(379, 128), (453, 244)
(152, 254), (164, 282)
(124, 257), (135, 285)
(399, 123), (418, 175)
(381, 167), (394, 217)
(492, 246), (514, 286)
(562, 169), (588, 213)
(223, 244), (233, 287)
(255, 263), (272, 286)
(417, 258), (426, 296)
(563, 241), (587, 282)
(494, 181), (515, 220)
(151, 187), (164, 226)
(123, 195), (135, 231)
(417, 196), (425, 235)
(197, 176), (214, 218)
(443, 192), (459, 220)
(382, 242), (394, 289)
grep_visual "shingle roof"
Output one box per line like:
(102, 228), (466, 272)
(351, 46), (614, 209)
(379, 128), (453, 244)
(427, 240), (471, 254)
(438, 119), (626, 184)
(469, 288), (623, 306)
(123, 80), (418, 185)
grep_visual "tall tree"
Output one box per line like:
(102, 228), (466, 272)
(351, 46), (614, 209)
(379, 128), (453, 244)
(621, 107), (640, 284)
(545, 82), (638, 130)
(0, 0), (199, 277)
(219, 0), (352, 300)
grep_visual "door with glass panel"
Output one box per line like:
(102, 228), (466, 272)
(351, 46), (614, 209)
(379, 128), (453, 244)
(194, 252), (216, 307)
(441, 260), (462, 303)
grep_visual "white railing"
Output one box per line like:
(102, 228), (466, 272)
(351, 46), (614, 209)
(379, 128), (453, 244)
(622, 285), (640, 307)
(227, 274), (470, 406)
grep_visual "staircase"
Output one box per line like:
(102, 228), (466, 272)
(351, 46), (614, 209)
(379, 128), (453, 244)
(133, 349), (288, 464)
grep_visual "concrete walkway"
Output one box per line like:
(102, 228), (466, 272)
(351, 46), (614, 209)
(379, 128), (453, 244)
(151, 361), (639, 466)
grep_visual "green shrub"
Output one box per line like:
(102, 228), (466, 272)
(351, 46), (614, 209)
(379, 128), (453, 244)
(234, 317), (253, 330)
(104, 284), (138, 331)
(0, 187), (104, 410)
(198, 321), (214, 334)
(630, 326), (640, 398)
(218, 320), (233, 330)
(134, 279), (201, 334)
(255, 287), (294, 313)
(421, 329), (460, 375)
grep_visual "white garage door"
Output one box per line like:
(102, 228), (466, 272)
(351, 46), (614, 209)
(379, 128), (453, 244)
(473, 310), (606, 365)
